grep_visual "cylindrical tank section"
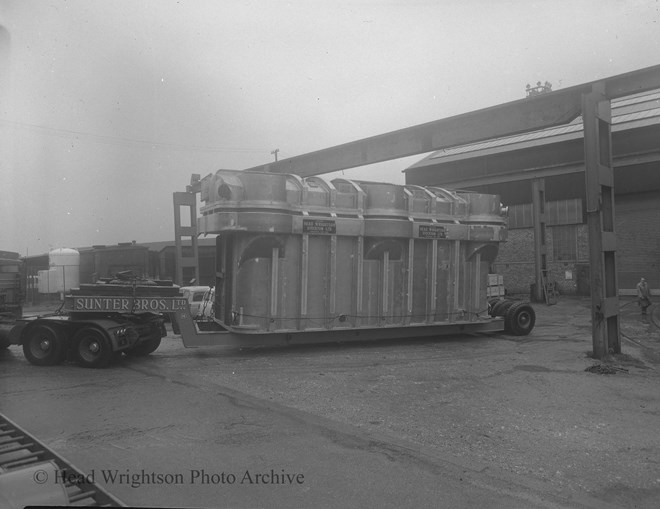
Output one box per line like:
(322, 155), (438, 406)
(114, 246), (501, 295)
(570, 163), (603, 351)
(200, 170), (507, 333)
(38, 248), (80, 295)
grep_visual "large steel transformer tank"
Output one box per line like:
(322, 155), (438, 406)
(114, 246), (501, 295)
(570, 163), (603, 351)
(195, 170), (511, 336)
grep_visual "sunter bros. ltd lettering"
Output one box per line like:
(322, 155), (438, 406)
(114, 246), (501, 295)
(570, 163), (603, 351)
(73, 297), (187, 312)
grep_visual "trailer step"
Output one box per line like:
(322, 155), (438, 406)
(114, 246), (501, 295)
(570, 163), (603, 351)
(0, 413), (124, 507)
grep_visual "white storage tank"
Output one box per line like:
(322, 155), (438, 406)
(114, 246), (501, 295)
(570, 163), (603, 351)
(48, 248), (80, 293)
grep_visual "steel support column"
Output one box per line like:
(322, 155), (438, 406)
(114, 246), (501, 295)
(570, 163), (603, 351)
(583, 84), (620, 359)
(531, 178), (547, 303)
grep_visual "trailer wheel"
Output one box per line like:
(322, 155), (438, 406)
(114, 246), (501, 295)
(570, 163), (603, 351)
(492, 299), (514, 317)
(22, 325), (66, 366)
(504, 302), (536, 336)
(125, 336), (161, 357)
(73, 327), (113, 368)
(487, 298), (501, 317)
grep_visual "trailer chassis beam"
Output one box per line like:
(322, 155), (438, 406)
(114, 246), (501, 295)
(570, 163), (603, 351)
(172, 309), (506, 349)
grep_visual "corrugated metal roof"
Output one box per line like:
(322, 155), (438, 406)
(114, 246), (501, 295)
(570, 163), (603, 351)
(612, 89), (660, 108)
(412, 89), (660, 167)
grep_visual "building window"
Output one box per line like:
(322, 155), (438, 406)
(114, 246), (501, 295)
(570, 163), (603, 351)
(507, 203), (534, 229)
(547, 199), (583, 226)
(507, 199), (583, 229)
(552, 225), (578, 261)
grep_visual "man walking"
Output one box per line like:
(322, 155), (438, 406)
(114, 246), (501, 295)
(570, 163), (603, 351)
(637, 277), (652, 315)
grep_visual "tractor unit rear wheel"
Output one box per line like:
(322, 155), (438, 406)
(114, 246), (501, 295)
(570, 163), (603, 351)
(22, 324), (66, 366)
(504, 302), (536, 336)
(73, 327), (113, 368)
(124, 336), (161, 357)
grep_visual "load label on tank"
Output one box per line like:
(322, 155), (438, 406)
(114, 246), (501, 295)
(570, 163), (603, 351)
(418, 224), (447, 239)
(302, 219), (336, 235)
(70, 297), (189, 312)
(469, 225), (495, 240)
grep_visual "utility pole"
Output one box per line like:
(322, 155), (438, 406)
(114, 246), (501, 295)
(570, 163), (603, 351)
(271, 148), (279, 162)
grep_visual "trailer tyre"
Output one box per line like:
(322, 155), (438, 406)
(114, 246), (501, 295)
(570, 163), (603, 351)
(487, 298), (501, 317)
(492, 299), (514, 317)
(73, 327), (113, 368)
(504, 302), (536, 336)
(22, 325), (66, 366)
(125, 336), (161, 357)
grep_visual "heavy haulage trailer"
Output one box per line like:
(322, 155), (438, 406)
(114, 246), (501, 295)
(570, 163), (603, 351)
(1, 171), (535, 368)
(169, 169), (535, 348)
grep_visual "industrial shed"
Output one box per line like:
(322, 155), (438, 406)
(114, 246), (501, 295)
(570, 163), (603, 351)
(405, 90), (660, 295)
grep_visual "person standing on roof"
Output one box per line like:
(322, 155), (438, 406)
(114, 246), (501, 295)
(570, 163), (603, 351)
(636, 277), (652, 315)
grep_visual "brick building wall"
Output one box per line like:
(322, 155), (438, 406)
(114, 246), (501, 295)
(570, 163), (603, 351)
(491, 191), (660, 296)
(492, 225), (589, 297)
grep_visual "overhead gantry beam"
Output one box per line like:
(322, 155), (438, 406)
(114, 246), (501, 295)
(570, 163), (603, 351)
(246, 93), (582, 176)
(245, 64), (660, 177)
(240, 64), (660, 362)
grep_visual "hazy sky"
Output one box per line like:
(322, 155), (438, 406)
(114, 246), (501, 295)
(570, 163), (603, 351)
(1, 0), (659, 255)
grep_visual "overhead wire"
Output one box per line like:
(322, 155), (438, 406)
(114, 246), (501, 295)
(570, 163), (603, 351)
(0, 119), (271, 154)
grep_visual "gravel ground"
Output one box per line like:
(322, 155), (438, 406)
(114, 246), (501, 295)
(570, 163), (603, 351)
(156, 296), (660, 508)
(15, 295), (660, 508)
